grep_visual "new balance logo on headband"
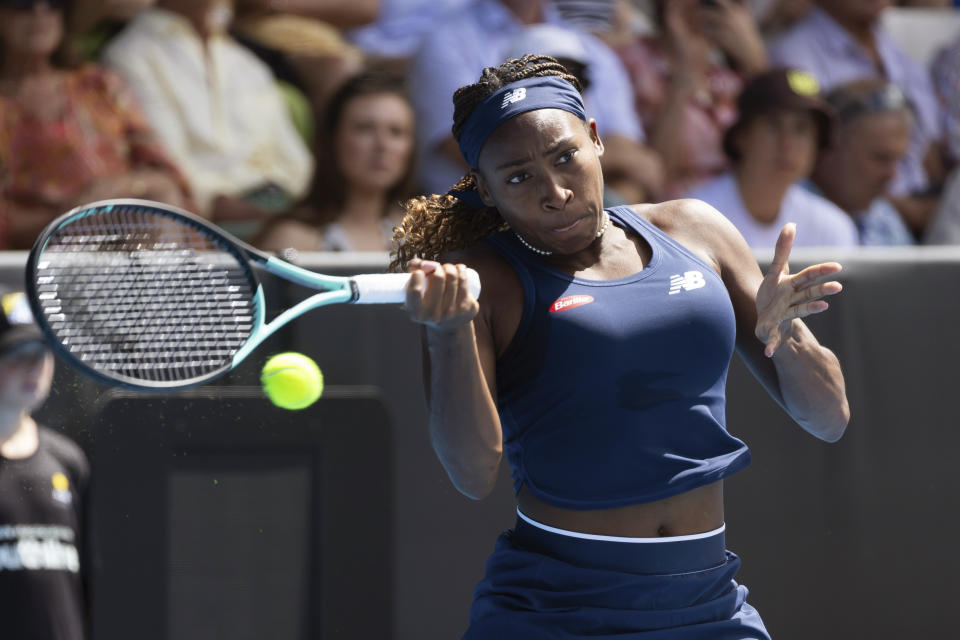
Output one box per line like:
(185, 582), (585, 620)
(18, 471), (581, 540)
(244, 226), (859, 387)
(669, 271), (706, 295)
(501, 87), (527, 108)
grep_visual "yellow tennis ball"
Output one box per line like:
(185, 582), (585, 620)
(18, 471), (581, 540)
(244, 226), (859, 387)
(261, 352), (323, 410)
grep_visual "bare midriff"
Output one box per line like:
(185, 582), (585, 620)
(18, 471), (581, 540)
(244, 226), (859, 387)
(517, 480), (725, 538)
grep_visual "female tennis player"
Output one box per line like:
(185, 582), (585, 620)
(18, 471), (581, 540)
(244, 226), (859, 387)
(392, 54), (849, 638)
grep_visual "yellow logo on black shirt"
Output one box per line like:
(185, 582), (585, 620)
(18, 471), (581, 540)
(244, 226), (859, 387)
(51, 473), (72, 506)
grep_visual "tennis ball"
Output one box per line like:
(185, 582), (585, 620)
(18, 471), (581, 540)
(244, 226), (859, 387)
(261, 352), (323, 410)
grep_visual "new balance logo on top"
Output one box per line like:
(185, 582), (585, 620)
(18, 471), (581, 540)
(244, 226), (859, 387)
(669, 271), (706, 295)
(501, 87), (527, 107)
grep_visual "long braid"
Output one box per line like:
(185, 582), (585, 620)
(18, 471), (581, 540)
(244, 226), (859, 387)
(389, 55), (582, 272)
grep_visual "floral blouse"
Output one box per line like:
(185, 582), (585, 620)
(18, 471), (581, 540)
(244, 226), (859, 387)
(0, 65), (188, 245)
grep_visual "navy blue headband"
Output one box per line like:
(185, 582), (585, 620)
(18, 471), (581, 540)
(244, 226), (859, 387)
(457, 76), (587, 169)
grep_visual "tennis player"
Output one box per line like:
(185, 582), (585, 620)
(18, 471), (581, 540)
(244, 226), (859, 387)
(392, 55), (849, 637)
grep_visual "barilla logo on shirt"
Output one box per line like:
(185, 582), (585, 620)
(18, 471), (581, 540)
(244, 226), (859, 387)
(549, 295), (594, 313)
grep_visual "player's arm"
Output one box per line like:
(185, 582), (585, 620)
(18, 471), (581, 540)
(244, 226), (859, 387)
(682, 199), (850, 442)
(407, 253), (502, 500)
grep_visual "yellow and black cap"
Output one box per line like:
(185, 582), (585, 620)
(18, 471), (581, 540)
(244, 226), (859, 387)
(723, 68), (835, 161)
(0, 291), (46, 357)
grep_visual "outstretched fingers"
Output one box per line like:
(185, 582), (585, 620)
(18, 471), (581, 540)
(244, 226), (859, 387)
(790, 261), (843, 288)
(788, 262), (843, 306)
(768, 223), (797, 277)
(784, 299), (831, 320)
(789, 280), (843, 306)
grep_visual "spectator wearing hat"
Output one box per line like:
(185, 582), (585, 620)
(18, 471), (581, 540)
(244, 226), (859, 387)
(687, 68), (858, 248)
(768, 1), (945, 233)
(809, 79), (915, 245)
(0, 290), (92, 640)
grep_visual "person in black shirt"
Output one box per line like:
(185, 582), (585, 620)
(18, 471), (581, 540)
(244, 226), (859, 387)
(0, 291), (90, 640)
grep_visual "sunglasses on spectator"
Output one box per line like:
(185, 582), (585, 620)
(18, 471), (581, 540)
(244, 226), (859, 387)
(1, 0), (65, 10)
(829, 84), (914, 124)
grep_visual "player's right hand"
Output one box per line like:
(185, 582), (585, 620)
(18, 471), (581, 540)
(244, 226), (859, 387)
(405, 259), (480, 332)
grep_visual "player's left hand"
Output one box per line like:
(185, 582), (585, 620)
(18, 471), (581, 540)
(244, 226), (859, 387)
(755, 223), (843, 357)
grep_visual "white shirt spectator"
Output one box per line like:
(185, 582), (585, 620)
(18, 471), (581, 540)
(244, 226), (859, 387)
(802, 181), (914, 246)
(102, 8), (314, 214)
(348, 0), (471, 59)
(688, 172), (858, 248)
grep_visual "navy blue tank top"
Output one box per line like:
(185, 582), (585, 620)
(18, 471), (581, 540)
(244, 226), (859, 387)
(486, 206), (751, 509)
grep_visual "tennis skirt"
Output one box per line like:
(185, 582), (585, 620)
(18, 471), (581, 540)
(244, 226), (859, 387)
(463, 511), (771, 639)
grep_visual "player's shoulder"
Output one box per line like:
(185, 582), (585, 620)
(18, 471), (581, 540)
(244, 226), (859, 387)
(630, 199), (746, 272)
(633, 198), (733, 239)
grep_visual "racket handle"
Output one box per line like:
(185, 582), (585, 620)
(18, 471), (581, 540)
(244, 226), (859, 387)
(351, 269), (482, 304)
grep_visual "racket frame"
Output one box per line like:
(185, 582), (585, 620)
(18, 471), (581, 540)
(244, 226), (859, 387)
(26, 199), (364, 390)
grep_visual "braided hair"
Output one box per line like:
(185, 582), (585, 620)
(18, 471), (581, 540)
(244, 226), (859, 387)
(388, 54), (582, 271)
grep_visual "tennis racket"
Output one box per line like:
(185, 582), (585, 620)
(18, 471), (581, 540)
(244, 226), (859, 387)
(26, 198), (480, 390)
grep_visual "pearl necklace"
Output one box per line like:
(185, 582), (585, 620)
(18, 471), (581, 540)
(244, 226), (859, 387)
(514, 212), (610, 256)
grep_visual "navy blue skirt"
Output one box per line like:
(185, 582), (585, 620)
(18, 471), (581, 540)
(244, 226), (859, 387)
(464, 513), (771, 639)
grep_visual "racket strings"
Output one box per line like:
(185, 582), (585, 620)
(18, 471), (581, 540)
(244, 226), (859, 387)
(33, 205), (257, 384)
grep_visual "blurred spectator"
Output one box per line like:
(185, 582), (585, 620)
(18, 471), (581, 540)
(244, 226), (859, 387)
(748, 0), (813, 29)
(895, 0), (953, 6)
(614, 0), (768, 197)
(503, 24), (594, 91)
(931, 34), (960, 164)
(236, 0), (378, 27)
(232, 0), (369, 115)
(254, 71), (415, 252)
(348, 0), (470, 68)
(768, 0), (946, 233)
(924, 34), (960, 243)
(552, 0), (620, 33)
(408, 0), (663, 204)
(578, 1), (657, 51)
(71, 0), (155, 59)
(687, 68), (858, 248)
(810, 79), (915, 244)
(747, 0), (813, 35)
(923, 169), (960, 242)
(0, 290), (92, 640)
(0, 0), (190, 249)
(102, 0), (314, 240)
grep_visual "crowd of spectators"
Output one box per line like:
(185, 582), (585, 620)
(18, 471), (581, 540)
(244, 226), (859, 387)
(2, 0), (960, 252)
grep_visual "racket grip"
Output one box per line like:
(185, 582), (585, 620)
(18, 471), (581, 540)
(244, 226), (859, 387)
(351, 269), (481, 304)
